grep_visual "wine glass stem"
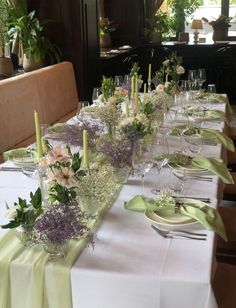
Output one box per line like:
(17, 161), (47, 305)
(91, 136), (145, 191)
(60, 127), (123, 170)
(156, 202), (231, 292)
(141, 174), (145, 196)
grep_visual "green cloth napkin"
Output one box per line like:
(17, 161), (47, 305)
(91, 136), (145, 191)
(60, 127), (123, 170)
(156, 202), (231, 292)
(186, 108), (229, 124)
(171, 125), (235, 152)
(192, 156), (233, 184)
(157, 153), (233, 184)
(200, 127), (235, 152)
(47, 123), (66, 134)
(124, 195), (227, 241)
(3, 148), (37, 162)
(195, 92), (233, 114)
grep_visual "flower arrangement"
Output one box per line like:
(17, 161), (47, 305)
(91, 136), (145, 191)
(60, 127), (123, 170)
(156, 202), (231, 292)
(203, 15), (231, 30)
(101, 76), (116, 101)
(1, 188), (43, 229)
(155, 51), (185, 95)
(82, 105), (121, 136)
(33, 202), (88, 245)
(100, 17), (117, 36)
(119, 114), (152, 142)
(97, 136), (133, 168)
(39, 145), (85, 204)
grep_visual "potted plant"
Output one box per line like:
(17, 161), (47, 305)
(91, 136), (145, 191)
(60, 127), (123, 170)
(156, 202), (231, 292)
(7, 0), (61, 72)
(144, 11), (172, 43)
(0, 0), (13, 77)
(203, 15), (231, 42)
(99, 17), (117, 48)
(167, 0), (201, 39)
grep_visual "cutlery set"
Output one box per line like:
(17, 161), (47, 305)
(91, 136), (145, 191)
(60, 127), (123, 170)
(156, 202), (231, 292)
(151, 225), (207, 241)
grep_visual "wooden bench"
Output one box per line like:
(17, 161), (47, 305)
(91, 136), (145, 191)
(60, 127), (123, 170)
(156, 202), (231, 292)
(0, 61), (79, 162)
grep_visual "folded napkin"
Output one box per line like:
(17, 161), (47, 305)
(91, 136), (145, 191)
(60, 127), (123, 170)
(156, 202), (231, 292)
(192, 156), (233, 184)
(195, 92), (232, 114)
(157, 153), (233, 184)
(3, 148), (36, 162)
(171, 125), (235, 152)
(47, 123), (66, 133)
(200, 127), (234, 152)
(124, 194), (227, 241)
(186, 108), (229, 124)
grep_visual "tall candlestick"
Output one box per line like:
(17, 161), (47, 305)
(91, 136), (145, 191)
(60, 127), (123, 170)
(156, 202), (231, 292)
(148, 64), (152, 82)
(125, 101), (129, 117)
(135, 74), (139, 113)
(144, 83), (147, 94)
(34, 111), (43, 161)
(131, 76), (135, 98)
(83, 129), (88, 168)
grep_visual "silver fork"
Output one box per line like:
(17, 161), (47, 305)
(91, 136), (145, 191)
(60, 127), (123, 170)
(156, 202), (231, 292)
(151, 225), (207, 240)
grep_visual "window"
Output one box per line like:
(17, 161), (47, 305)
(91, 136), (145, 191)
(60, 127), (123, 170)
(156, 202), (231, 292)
(160, 0), (235, 42)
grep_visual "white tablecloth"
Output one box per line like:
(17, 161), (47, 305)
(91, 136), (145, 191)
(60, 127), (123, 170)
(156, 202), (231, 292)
(0, 99), (228, 308)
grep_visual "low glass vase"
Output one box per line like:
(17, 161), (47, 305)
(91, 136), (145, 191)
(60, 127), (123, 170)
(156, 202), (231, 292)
(111, 166), (130, 184)
(15, 224), (34, 247)
(43, 240), (69, 261)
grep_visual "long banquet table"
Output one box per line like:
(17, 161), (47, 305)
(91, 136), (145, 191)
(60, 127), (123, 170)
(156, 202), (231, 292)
(0, 98), (228, 308)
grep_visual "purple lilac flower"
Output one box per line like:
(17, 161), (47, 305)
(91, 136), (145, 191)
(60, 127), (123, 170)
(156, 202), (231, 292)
(97, 138), (133, 168)
(34, 203), (86, 244)
(122, 80), (131, 91)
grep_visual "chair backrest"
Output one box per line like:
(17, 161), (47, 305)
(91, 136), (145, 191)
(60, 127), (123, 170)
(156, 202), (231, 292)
(0, 61), (78, 157)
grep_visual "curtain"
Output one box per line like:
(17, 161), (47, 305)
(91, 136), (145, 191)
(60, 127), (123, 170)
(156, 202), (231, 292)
(146, 0), (164, 19)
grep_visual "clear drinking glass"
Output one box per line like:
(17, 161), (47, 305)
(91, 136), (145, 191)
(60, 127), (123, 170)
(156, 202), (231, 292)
(77, 101), (89, 114)
(132, 140), (153, 196)
(207, 84), (216, 93)
(92, 87), (102, 103)
(114, 75), (123, 87)
(197, 68), (206, 89)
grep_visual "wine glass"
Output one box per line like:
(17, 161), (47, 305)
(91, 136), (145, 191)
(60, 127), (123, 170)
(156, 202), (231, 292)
(183, 132), (203, 155)
(132, 140), (153, 195)
(92, 87), (102, 103)
(197, 68), (206, 89)
(114, 75), (123, 87)
(151, 140), (169, 194)
(207, 84), (216, 93)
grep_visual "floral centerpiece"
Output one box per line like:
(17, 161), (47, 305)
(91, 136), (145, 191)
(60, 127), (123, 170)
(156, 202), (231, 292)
(154, 51), (185, 95)
(39, 145), (85, 205)
(82, 104), (121, 136)
(2, 188), (42, 229)
(1, 188), (43, 245)
(33, 202), (88, 258)
(119, 113), (152, 143)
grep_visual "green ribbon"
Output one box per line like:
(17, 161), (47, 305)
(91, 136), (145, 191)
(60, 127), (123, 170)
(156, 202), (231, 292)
(124, 195), (227, 241)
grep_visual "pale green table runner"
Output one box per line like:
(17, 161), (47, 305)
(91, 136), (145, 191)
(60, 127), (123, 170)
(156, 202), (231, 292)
(0, 183), (121, 308)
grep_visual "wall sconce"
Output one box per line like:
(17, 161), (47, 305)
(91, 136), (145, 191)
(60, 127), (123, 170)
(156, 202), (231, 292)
(191, 19), (203, 44)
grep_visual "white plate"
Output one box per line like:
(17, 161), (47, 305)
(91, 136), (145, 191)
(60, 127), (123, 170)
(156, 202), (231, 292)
(11, 155), (37, 168)
(153, 197), (206, 224)
(119, 45), (131, 50)
(176, 164), (208, 173)
(145, 210), (199, 230)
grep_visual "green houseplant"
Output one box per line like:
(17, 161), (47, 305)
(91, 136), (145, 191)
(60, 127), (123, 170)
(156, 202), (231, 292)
(167, 0), (201, 37)
(0, 0), (13, 76)
(8, 0), (61, 71)
(144, 11), (172, 43)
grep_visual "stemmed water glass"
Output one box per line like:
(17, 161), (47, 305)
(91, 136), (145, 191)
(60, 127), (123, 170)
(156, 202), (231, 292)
(132, 140), (153, 195)
(114, 75), (123, 87)
(197, 68), (206, 89)
(151, 139), (169, 194)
